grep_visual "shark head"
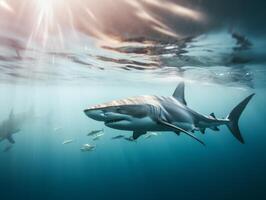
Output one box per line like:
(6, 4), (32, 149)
(84, 103), (153, 130)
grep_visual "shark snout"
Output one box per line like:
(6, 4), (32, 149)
(84, 109), (104, 121)
(84, 109), (106, 121)
(84, 108), (130, 123)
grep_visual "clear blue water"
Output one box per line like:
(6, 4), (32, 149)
(0, 1), (266, 199)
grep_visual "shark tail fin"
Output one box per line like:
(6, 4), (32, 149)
(226, 93), (255, 144)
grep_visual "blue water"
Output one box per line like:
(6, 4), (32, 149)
(1, 1), (266, 199)
(0, 83), (265, 200)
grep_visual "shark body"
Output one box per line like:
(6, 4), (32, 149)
(84, 82), (254, 145)
(0, 110), (31, 144)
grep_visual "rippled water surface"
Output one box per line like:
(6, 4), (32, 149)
(1, 30), (265, 87)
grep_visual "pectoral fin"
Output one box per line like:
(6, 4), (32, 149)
(210, 126), (220, 131)
(158, 120), (205, 146)
(175, 131), (180, 135)
(200, 128), (206, 134)
(133, 131), (146, 140)
(7, 135), (15, 144)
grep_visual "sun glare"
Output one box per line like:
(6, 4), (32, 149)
(1, 0), (207, 49)
(30, 0), (69, 47)
(0, 0), (13, 12)
(34, 0), (63, 28)
(35, 0), (63, 11)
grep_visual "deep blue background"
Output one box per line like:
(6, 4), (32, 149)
(0, 84), (265, 200)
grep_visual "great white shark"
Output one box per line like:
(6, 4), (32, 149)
(84, 82), (254, 145)
(0, 109), (32, 144)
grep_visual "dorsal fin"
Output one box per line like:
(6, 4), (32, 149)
(210, 113), (216, 118)
(9, 109), (14, 120)
(173, 81), (187, 105)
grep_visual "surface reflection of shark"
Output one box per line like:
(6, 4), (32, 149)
(0, 109), (33, 144)
(84, 82), (254, 146)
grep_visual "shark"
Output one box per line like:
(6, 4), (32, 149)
(84, 82), (254, 145)
(0, 109), (32, 144)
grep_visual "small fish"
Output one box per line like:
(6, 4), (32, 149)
(54, 127), (62, 132)
(80, 144), (96, 152)
(144, 132), (158, 139)
(62, 139), (74, 144)
(3, 145), (13, 152)
(92, 133), (104, 141)
(124, 136), (134, 142)
(87, 128), (104, 136)
(112, 135), (125, 140)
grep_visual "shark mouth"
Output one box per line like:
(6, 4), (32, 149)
(104, 118), (128, 124)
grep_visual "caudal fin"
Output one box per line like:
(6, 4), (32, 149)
(227, 93), (255, 144)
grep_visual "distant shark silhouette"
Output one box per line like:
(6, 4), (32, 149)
(0, 109), (32, 144)
(84, 82), (254, 145)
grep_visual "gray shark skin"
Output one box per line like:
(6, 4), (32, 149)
(84, 82), (254, 145)
(0, 109), (32, 144)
